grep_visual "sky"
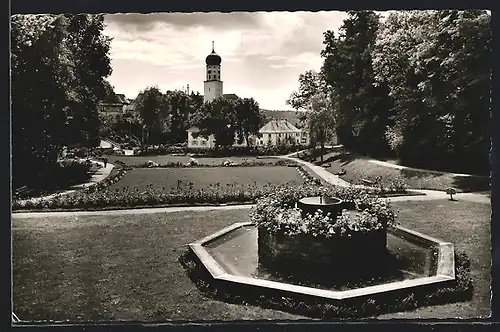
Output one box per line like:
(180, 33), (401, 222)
(103, 11), (399, 110)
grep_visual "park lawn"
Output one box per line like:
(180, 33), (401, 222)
(109, 166), (303, 192)
(12, 199), (490, 321)
(110, 155), (282, 167)
(322, 154), (489, 193)
(380, 199), (491, 319)
(12, 209), (306, 321)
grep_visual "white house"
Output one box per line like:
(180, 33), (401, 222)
(256, 119), (309, 147)
(187, 127), (216, 148)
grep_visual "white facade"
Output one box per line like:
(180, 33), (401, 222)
(256, 119), (309, 147)
(187, 129), (216, 149)
(203, 80), (223, 103)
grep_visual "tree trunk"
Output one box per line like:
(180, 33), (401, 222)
(320, 141), (325, 163)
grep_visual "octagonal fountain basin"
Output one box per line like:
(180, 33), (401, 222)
(189, 222), (455, 303)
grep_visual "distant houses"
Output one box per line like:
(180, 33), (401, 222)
(97, 93), (130, 117)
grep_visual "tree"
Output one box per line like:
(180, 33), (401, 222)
(321, 11), (386, 154)
(102, 79), (118, 103)
(63, 14), (112, 148)
(286, 70), (327, 110)
(135, 86), (167, 144)
(194, 97), (238, 149)
(164, 90), (192, 143)
(234, 98), (265, 147)
(11, 14), (112, 188)
(307, 93), (337, 162)
(373, 10), (491, 174)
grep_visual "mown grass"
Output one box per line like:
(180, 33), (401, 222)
(108, 166), (304, 192)
(12, 199), (490, 321)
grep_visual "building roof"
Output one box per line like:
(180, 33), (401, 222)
(199, 93), (239, 101)
(259, 119), (302, 134)
(98, 102), (125, 107)
(223, 93), (239, 100)
(261, 109), (307, 127)
(115, 94), (129, 104)
(187, 127), (200, 133)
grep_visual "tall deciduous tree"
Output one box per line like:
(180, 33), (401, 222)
(286, 70), (327, 110)
(11, 14), (112, 187)
(135, 86), (167, 144)
(195, 97), (238, 148)
(321, 11), (388, 154)
(164, 90), (192, 143)
(373, 10), (491, 174)
(307, 93), (337, 162)
(234, 97), (265, 146)
(63, 14), (112, 148)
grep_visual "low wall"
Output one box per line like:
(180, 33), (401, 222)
(258, 226), (387, 274)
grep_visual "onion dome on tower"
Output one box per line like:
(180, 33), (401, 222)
(205, 41), (222, 66)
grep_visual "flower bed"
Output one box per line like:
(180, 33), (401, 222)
(296, 165), (322, 186)
(130, 159), (296, 168)
(249, 186), (397, 275)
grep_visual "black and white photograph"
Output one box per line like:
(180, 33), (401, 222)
(11, 9), (492, 323)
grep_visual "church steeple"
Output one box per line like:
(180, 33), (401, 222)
(204, 41), (223, 103)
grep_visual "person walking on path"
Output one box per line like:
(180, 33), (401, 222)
(103, 156), (108, 168)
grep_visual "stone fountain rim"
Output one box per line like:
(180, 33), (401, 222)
(298, 196), (343, 205)
(188, 222), (456, 302)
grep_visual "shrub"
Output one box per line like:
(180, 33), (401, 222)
(188, 145), (304, 158)
(131, 159), (296, 168)
(56, 159), (92, 184)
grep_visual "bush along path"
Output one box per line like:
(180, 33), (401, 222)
(14, 161), (115, 205)
(279, 153), (490, 205)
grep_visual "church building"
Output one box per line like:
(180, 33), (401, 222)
(186, 42), (310, 149)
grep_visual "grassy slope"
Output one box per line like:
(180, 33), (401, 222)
(13, 199), (490, 321)
(108, 166), (304, 192)
(307, 151), (489, 193)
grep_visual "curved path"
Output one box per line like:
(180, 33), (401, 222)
(279, 152), (490, 205)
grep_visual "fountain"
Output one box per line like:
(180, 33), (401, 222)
(187, 189), (457, 316)
(296, 196), (345, 219)
(259, 196), (388, 278)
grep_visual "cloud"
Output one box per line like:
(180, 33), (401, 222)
(103, 11), (349, 109)
(105, 12), (262, 32)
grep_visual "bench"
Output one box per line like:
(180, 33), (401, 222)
(14, 186), (28, 198)
(336, 169), (347, 176)
(361, 178), (375, 185)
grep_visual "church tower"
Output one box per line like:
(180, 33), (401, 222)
(203, 41), (223, 103)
